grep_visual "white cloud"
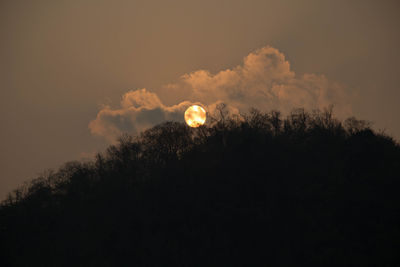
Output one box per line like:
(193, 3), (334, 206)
(89, 46), (352, 141)
(89, 89), (194, 142)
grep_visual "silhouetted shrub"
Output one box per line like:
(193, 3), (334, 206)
(1, 108), (399, 266)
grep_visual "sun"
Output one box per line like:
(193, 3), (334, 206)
(184, 105), (206, 127)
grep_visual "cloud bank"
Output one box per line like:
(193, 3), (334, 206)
(89, 46), (352, 141)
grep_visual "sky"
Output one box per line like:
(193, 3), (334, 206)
(1, 0), (399, 199)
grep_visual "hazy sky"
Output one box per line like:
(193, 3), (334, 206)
(1, 0), (399, 199)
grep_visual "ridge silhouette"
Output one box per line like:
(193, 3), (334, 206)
(1, 107), (399, 266)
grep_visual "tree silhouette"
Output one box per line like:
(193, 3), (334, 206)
(1, 107), (399, 266)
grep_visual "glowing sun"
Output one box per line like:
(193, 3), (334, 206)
(184, 105), (206, 127)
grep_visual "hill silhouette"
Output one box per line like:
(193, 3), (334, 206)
(1, 107), (399, 266)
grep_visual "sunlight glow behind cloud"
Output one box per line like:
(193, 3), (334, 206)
(89, 46), (352, 141)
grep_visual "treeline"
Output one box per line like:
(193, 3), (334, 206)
(1, 107), (399, 266)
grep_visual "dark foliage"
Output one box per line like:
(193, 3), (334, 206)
(1, 107), (399, 266)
